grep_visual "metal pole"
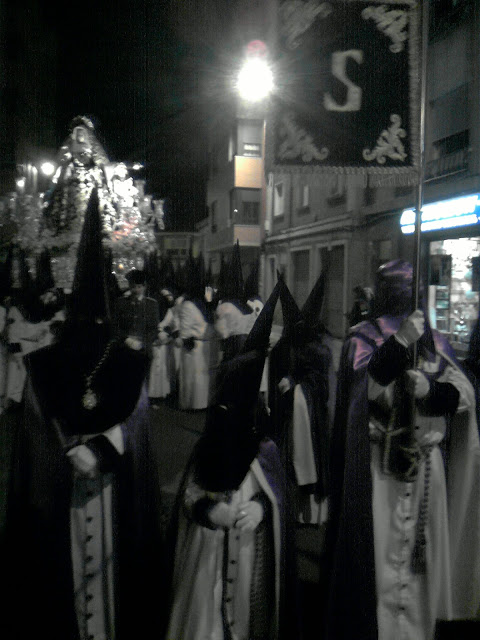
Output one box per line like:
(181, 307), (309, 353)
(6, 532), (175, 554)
(412, 0), (429, 366)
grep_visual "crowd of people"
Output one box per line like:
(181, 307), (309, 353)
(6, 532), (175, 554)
(1, 189), (480, 640)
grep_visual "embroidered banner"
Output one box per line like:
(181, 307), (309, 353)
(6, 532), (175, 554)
(273, 0), (419, 175)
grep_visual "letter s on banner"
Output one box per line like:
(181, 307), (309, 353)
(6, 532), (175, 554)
(324, 50), (364, 112)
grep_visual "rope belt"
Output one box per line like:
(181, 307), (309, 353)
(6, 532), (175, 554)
(411, 443), (433, 575)
(371, 422), (433, 575)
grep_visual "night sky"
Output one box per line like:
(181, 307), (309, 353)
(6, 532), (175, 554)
(36, 0), (241, 231)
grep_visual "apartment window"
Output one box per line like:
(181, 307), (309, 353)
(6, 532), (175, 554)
(302, 185), (310, 207)
(237, 119), (263, 157)
(230, 188), (260, 224)
(242, 201), (260, 224)
(230, 190), (235, 224)
(431, 84), (469, 142)
(394, 185), (413, 198)
(427, 129), (470, 181)
(228, 134), (235, 162)
(211, 201), (217, 233)
(433, 129), (469, 156)
(326, 174), (346, 206)
(363, 184), (376, 206)
(274, 182), (285, 217)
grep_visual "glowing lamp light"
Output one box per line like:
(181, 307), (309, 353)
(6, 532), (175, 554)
(237, 57), (274, 102)
(16, 178), (26, 189)
(132, 163), (143, 171)
(400, 194), (480, 234)
(40, 162), (55, 177)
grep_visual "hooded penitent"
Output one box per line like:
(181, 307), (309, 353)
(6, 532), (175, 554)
(269, 272), (332, 502)
(26, 189), (147, 437)
(217, 240), (245, 303)
(194, 279), (281, 493)
(244, 260), (260, 303)
(4, 246), (43, 323)
(214, 242), (254, 361)
(1, 187), (164, 640)
(143, 250), (159, 299)
(371, 258), (436, 358)
(324, 258), (480, 640)
(165, 277), (300, 640)
(183, 250), (205, 301)
(216, 253), (228, 301)
(35, 249), (55, 295)
(159, 255), (177, 295)
(269, 270), (327, 424)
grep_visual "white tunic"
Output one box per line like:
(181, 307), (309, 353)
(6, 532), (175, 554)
(167, 459), (281, 640)
(148, 308), (176, 399)
(69, 425), (124, 640)
(5, 307), (50, 403)
(178, 300), (213, 410)
(368, 353), (480, 640)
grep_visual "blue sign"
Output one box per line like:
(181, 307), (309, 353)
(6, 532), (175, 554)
(400, 194), (480, 234)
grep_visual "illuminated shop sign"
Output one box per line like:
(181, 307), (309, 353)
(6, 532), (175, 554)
(400, 194), (480, 234)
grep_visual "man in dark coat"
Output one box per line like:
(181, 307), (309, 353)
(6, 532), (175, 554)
(0, 189), (165, 640)
(113, 268), (159, 360)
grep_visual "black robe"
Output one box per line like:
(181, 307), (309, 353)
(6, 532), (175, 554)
(0, 342), (165, 640)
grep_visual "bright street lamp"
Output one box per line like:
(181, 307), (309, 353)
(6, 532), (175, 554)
(236, 57), (274, 102)
(40, 161), (55, 177)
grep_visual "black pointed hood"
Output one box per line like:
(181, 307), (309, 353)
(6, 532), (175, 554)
(301, 269), (327, 327)
(216, 253), (227, 296)
(206, 257), (213, 288)
(35, 249), (55, 295)
(183, 250), (205, 300)
(244, 260), (260, 302)
(278, 274), (301, 330)
(280, 270), (328, 347)
(218, 241), (244, 301)
(144, 250), (159, 298)
(194, 280), (281, 492)
(67, 188), (110, 325)
(0, 247), (14, 302)
(159, 255), (177, 293)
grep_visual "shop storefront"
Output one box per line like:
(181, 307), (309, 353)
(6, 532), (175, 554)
(401, 193), (480, 359)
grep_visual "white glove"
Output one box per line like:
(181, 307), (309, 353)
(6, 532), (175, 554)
(125, 336), (142, 350)
(174, 337), (183, 348)
(278, 376), (293, 395)
(158, 330), (169, 345)
(405, 369), (430, 399)
(67, 444), (98, 477)
(208, 501), (236, 529)
(234, 500), (264, 532)
(395, 310), (425, 347)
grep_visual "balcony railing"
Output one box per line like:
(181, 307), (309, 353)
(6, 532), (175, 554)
(425, 148), (470, 182)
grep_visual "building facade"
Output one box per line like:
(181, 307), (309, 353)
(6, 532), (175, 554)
(262, 0), (480, 349)
(199, 1), (479, 351)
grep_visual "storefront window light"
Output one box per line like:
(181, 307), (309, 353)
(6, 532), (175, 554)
(401, 194), (480, 234)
